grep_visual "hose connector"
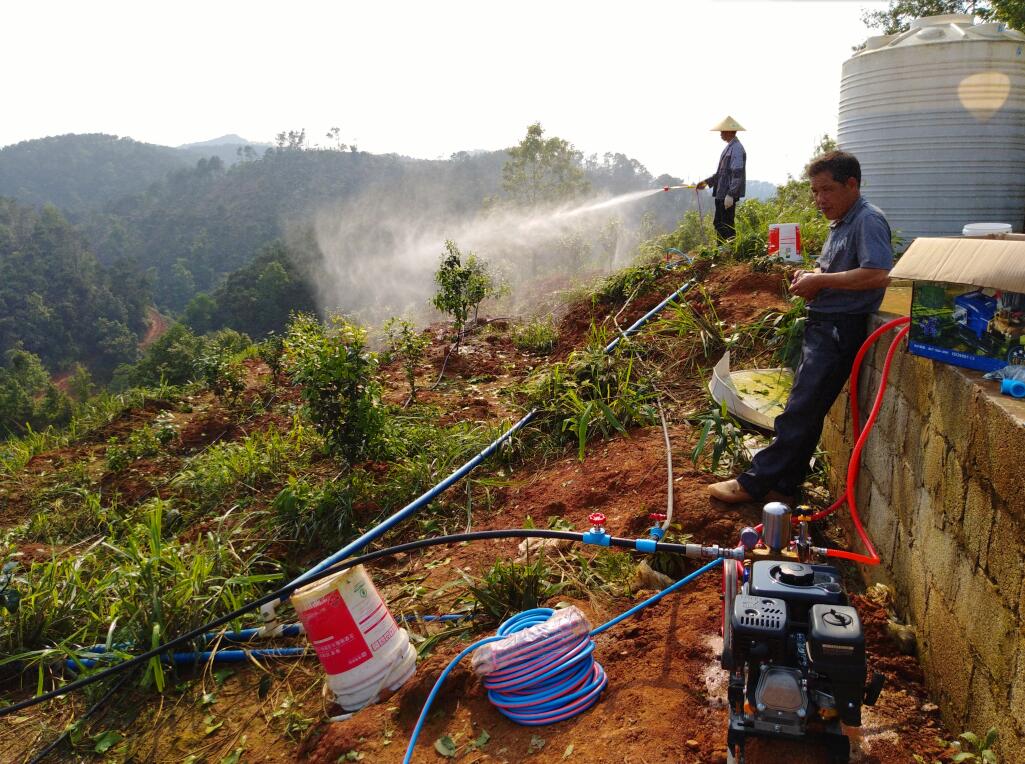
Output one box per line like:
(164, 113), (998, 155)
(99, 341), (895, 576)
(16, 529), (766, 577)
(257, 599), (281, 637)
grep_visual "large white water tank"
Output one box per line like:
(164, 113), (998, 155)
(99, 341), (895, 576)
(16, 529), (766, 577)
(838, 14), (1025, 242)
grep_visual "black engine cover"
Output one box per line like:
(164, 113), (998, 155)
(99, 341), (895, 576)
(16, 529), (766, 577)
(749, 561), (846, 624)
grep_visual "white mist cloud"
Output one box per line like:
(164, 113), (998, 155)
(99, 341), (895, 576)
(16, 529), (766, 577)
(303, 187), (681, 326)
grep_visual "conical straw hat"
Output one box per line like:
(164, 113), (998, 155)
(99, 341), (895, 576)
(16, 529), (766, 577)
(711, 116), (745, 131)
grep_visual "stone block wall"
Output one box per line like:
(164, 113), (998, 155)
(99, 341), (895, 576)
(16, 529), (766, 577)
(821, 314), (1025, 762)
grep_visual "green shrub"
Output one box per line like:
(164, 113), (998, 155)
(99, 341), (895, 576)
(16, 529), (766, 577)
(431, 241), (502, 339)
(688, 400), (749, 477)
(257, 333), (285, 379)
(592, 254), (663, 304)
(195, 351), (246, 405)
(383, 317), (430, 402)
(271, 476), (359, 551)
(284, 314), (385, 462)
(0, 501), (280, 677)
(172, 423), (313, 512)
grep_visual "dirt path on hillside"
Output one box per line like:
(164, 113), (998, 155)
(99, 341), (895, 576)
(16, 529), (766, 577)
(140, 306), (171, 350)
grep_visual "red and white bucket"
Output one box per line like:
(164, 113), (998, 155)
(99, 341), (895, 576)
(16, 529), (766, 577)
(293, 565), (416, 711)
(768, 223), (802, 263)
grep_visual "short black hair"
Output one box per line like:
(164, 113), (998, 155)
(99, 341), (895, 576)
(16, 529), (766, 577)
(807, 151), (861, 186)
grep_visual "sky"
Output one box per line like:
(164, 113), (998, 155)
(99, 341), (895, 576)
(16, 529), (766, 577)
(3, 0), (891, 185)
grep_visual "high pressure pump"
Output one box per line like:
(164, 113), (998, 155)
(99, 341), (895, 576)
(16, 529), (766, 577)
(720, 502), (885, 764)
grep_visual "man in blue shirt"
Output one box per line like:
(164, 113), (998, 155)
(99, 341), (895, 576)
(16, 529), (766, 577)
(696, 116), (747, 241)
(709, 151), (893, 504)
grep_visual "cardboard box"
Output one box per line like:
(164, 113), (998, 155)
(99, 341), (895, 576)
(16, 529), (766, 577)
(891, 238), (1025, 371)
(768, 223), (802, 263)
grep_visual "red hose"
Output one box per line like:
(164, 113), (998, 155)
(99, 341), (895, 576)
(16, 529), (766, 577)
(810, 315), (911, 524)
(823, 323), (909, 564)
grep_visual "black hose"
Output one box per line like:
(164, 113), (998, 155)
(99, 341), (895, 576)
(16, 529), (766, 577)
(0, 528), (700, 717)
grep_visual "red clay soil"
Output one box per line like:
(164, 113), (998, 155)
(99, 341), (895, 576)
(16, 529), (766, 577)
(0, 265), (954, 763)
(302, 426), (950, 764)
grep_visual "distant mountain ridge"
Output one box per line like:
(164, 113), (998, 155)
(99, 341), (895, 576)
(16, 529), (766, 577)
(176, 134), (265, 149)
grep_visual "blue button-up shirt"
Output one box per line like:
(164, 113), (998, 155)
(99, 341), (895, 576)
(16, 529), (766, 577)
(811, 196), (893, 314)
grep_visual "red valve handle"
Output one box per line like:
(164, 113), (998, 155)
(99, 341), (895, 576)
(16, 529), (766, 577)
(648, 513), (667, 521)
(587, 512), (606, 526)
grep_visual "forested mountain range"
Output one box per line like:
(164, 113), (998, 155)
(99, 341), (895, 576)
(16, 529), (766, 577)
(0, 130), (739, 381)
(0, 198), (149, 377)
(0, 134), (193, 212)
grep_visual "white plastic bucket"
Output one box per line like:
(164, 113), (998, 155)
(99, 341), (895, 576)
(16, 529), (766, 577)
(962, 222), (1013, 236)
(293, 565), (416, 711)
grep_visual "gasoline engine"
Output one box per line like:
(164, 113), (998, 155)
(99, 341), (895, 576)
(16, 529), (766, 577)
(720, 503), (884, 763)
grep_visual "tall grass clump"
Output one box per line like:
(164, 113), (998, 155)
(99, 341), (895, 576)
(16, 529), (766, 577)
(172, 421), (314, 514)
(0, 501), (280, 683)
(524, 325), (656, 459)
(512, 316), (558, 355)
(639, 208), (715, 260)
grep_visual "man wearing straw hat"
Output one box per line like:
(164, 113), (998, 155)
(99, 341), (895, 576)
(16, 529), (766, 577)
(696, 116), (747, 241)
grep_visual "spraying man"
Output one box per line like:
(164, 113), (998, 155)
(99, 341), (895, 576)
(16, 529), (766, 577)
(696, 116), (746, 241)
(709, 151), (892, 504)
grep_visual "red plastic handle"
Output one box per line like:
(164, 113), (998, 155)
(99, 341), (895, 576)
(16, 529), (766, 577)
(648, 513), (667, 521)
(587, 512), (606, 526)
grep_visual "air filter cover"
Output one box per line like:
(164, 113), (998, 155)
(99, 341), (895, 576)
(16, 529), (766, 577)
(731, 594), (787, 638)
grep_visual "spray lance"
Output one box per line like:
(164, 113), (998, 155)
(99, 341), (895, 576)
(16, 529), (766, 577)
(661, 184), (709, 245)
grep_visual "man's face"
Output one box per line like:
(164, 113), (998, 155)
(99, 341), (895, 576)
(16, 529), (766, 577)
(810, 172), (860, 221)
(720, 131), (736, 142)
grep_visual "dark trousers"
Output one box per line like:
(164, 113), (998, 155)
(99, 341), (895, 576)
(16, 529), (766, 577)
(713, 198), (737, 240)
(737, 313), (869, 499)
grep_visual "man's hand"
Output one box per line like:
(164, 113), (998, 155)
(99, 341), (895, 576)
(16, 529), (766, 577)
(695, 181), (707, 190)
(790, 270), (824, 300)
(723, 195), (734, 209)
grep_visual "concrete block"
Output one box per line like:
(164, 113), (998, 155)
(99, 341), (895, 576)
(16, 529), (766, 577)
(934, 372), (976, 458)
(987, 506), (1025, 610)
(905, 355), (935, 414)
(891, 460), (916, 529)
(892, 394), (911, 450)
(866, 482), (898, 564)
(962, 478), (995, 570)
(903, 407), (927, 482)
(956, 573), (1018, 684)
(923, 586), (972, 725)
(941, 454), (968, 527)
(1009, 646), (1025, 742)
(966, 667), (1003, 756)
(984, 405), (1025, 523)
(923, 522), (961, 600)
(922, 430), (947, 498)
(865, 438), (894, 501)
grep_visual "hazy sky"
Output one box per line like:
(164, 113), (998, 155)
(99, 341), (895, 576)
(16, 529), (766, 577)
(5, 0), (890, 184)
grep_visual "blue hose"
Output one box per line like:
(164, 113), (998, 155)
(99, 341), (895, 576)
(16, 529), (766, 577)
(67, 647), (308, 670)
(402, 557), (722, 760)
(69, 615), (471, 669)
(604, 278), (696, 353)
